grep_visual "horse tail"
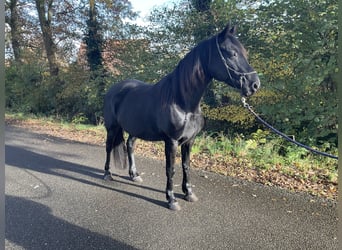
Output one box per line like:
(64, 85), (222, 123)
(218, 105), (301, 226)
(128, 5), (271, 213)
(112, 127), (127, 169)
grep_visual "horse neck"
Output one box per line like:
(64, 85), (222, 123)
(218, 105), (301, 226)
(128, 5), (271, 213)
(167, 41), (212, 112)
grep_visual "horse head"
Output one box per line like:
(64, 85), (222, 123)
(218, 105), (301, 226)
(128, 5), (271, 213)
(209, 24), (260, 97)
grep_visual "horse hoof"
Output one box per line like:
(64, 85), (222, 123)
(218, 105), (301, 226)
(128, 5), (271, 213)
(103, 174), (114, 181)
(132, 176), (143, 182)
(185, 193), (198, 202)
(168, 201), (181, 211)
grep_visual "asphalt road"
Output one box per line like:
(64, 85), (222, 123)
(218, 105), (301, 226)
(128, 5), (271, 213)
(5, 126), (337, 250)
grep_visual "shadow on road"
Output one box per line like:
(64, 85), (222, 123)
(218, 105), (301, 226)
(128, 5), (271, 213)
(5, 144), (103, 180)
(5, 144), (168, 209)
(5, 195), (138, 250)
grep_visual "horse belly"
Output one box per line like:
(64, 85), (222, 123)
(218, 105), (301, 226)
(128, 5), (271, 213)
(116, 94), (163, 141)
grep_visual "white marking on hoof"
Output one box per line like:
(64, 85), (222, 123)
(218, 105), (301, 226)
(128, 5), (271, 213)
(104, 174), (114, 181)
(169, 201), (181, 211)
(185, 193), (198, 202)
(132, 176), (143, 183)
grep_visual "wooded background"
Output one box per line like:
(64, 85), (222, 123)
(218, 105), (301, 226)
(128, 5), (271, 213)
(5, 0), (337, 150)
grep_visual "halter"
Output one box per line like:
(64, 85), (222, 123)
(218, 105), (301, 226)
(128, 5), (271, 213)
(215, 35), (256, 89)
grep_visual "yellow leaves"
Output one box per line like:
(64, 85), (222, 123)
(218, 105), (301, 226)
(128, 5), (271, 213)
(250, 53), (295, 82)
(245, 139), (258, 150)
(201, 103), (255, 128)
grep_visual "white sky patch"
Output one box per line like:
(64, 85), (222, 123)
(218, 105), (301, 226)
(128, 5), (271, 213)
(129, 0), (179, 26)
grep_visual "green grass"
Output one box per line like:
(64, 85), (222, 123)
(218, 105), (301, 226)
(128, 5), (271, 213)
(191, 130), (338, 184)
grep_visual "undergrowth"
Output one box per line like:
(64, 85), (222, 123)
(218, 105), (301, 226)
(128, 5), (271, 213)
(192, 129), (338, 184)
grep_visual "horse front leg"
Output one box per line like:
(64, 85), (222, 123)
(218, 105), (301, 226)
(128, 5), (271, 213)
(126, 135), (143, 182)
(181, 139), (198, 202)
(165, 139), (181, 211)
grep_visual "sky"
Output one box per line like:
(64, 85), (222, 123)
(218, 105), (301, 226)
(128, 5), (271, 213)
(129, 0), (177, 18)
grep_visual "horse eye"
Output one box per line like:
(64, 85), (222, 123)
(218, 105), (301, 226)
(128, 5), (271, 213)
(226, 50), (237, 58)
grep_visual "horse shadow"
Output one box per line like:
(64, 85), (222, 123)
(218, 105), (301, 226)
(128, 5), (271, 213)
(5, 143), (168, 209)
(5, 195), (139, 249)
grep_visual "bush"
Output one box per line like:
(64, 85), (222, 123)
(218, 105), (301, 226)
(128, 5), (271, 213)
(5, 62), (52, 114)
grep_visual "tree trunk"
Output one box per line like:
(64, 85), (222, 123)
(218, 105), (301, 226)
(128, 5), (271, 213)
(7, 0), (22, 63)
(35, 0), (59, 77)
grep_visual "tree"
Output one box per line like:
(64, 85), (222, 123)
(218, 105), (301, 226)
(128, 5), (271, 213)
(138, 0), (337, 145)
(189, 0), (217, 106)
(189, 0), (214, 42)
(84, 0), (104, 72)
(5, 0), (22, 63)
(80, 0), (137, 123)
(243, 0), (338, 145)
(35, 0), (59, 77)
(5, 0), (137, 121)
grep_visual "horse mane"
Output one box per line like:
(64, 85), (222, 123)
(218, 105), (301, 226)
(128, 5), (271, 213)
(157, 38), (212, 109)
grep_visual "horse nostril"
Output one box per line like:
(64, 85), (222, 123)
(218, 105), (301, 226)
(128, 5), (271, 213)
(252, 82), (260, 91)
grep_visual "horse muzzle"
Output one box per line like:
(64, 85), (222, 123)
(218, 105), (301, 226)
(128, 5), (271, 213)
(241, 75), (260, 97)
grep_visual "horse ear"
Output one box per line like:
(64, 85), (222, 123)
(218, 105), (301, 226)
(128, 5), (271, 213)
(229, 25), (237, 35)
(219, 23), (237, 39)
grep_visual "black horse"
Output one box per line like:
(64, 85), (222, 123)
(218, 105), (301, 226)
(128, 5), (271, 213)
(103, 24), (260, 210)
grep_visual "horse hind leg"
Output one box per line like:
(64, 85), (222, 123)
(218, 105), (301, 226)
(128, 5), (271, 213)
(104, 126), (127, 181)
(126, 135), (143, 182)
(104, 127), (116, 180)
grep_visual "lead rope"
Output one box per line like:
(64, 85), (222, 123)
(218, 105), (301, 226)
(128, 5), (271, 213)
(241, 97), (338, 160)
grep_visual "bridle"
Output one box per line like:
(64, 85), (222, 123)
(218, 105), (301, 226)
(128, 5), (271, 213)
(215, 35), (257, 89)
